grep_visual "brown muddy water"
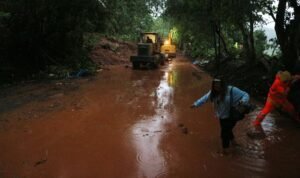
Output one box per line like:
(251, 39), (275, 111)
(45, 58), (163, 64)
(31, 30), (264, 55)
(0, 55), (300, 178)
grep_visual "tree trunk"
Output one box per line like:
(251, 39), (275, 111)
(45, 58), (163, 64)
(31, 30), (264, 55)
(289, 0), (300, 65)
(274, 0), (299, 70)
(239, 23), (250, 61)
(248, 10), (256, 64)
(275, 0), (287, 54)
(212, 23), (220, 70)
(215, 26), (229, 55)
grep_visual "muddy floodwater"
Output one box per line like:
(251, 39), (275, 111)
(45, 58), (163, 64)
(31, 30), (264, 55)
(0, 55), (300, 178)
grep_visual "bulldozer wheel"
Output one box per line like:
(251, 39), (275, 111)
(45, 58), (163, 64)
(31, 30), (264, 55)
(151, 63), (158, 69)
(132, 62), (140, 69)
(159, 53), (165, 65)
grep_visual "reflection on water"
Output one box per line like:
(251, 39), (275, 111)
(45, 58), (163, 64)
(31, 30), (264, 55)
(232, 109), (284, 175)
(167, 70), (176, 87)
(131, 65), (175, 178)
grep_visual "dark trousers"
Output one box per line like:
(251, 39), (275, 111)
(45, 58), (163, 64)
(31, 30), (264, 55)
(219, 118), (237, 148)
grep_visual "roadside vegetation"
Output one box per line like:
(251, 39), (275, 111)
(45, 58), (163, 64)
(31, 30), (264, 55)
(164, 0), (300, 98)
(164, 0), (299, 70)
(0, 0), (163, 83)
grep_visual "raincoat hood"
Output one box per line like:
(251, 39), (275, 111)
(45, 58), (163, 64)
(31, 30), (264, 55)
(278, 71), (292, 82)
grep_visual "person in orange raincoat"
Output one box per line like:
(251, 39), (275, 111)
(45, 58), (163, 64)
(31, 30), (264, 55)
(253, 71), (300, 127)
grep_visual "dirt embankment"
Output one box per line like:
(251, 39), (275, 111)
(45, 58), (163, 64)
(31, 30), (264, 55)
(0, 37), (137, 115)
(197, 59), (272, 101)
(90, 37), (136, 66)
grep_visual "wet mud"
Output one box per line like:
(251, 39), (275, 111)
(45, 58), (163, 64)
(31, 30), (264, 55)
(0, 55), (300, 177)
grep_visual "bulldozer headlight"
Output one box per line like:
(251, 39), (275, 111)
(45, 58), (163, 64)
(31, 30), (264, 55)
(164, 40), (170, 45)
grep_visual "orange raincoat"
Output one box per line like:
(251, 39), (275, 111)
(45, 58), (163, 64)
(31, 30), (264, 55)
(253, 71), (297, 126)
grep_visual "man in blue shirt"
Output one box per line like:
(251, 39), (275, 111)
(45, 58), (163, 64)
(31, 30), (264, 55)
(191, 78), (250, 155)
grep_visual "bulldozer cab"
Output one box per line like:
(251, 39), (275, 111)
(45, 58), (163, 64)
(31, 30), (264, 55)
(142, 34), (155, 43)
(139, 32), (161, 53)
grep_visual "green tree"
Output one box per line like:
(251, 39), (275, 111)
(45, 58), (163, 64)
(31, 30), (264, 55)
(254, 30), (268, 57)
(164, 0), (266, 65)
(0, 0), (107, 79)
(102, 0), (165, 40)
(263, 0), (300, 70)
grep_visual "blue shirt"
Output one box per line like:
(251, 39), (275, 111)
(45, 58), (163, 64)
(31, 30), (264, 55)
(193, 86), (250, 119)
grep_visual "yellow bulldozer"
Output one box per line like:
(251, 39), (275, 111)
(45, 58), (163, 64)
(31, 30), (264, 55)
(160, 32), (176, 59)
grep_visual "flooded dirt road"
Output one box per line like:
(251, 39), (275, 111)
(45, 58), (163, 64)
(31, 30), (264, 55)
(1, 55), (300, 178)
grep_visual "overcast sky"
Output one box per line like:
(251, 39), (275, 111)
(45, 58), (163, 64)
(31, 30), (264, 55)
(261, 14), (276, 40)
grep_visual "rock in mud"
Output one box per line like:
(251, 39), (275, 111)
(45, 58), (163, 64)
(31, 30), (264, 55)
(181, 127), (188, 134)
(247, 130), (266, 139)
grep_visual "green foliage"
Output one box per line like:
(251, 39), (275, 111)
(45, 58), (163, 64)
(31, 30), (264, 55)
(164, 0), (267, 62)
(0, 0), (163, 82)
(0, 0), (107, 80)
(0, 0), (173, 83)
(254, 30), (267, 57)
(83, 33), (104, 51)
(151, 17), (171, 37)
(103, 0), (158, 40)
(0, 11), (10, 18)
(265, 38), (281, 57)
(150, 17), (180, 45)
(169, 27), (179, 44)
